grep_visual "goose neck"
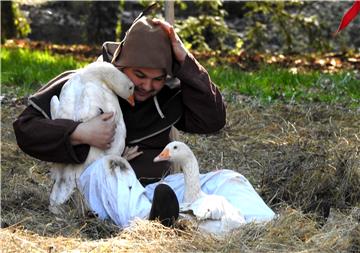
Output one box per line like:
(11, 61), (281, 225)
(182, 155), (202, 202)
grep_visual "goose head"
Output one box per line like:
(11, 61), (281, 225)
(153, 141), (196, 168)
(87, 62), (135, 106)
(107, 68), (135, 106)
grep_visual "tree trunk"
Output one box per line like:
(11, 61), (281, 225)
(164, 1), (175, 25)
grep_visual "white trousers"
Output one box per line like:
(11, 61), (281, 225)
(79, 156), (275, 228)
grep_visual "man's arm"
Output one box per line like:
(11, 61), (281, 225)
(13, 105), (90, 163)
(174, 54), (226, 134)
(153, 19), (226, 134)
(13, 105), (118, 163)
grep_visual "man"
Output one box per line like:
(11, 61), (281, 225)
(13, 18), (226, 227)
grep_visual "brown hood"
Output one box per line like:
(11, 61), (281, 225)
(102, 17), (173, 76)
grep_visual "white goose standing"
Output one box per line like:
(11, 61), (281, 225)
(49, 61), (135, 214)
(154, 141), (246, 235)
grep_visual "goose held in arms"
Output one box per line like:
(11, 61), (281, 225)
(49, 61), (135, 214)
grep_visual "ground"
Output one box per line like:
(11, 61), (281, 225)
(1, 93), (359, 252)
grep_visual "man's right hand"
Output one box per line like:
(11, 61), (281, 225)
(70, 112), (116, 150)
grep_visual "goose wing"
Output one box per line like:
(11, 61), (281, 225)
(187, 195), (246, 236)
(187, 194), (245, 221)
(185, 195), (226, 220)
(53, 74), (105, 121)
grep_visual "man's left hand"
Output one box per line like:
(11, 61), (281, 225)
(122, 145), (143, 161)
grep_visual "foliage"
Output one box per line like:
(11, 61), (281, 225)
(176, 15), (242, 54)
(139, 0), (242, 54)
(12, 2), (31, 38)
(142, 1), (336, 54)
(1, 48), (89, 97)
(244, 1), (331, 53)
(175, 1), (242, 54)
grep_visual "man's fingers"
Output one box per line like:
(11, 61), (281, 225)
(168, 27), (179, 43)
(126, 151), (144, 161)
(122, 146), (143, 161)
(153, 19), (172, 36)
(127, 145), (139, 153)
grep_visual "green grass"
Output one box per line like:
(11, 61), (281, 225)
(1, 48), (89, 96)
(1, 48), (359, 107)
(208, 65), (360, 107)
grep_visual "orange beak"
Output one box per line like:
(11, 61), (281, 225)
(127, 95), (135, 107)
(153, 148), (170, 162)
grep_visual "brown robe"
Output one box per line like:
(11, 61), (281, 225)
(13, 53), (226, 185)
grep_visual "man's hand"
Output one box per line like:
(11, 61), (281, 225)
(70, 112), (116, 150)
(122, 146), (143, 161)
(153, 19), (188, 65)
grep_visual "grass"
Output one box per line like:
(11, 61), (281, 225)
(208, 64), (360, 108)
(1, 48), (89, 97)
(1, 48), (359, 108)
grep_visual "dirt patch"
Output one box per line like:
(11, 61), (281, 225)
(1, 95), (359, 252)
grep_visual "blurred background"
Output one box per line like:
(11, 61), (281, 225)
(2, 0), (359, 53)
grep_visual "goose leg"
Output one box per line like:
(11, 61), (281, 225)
(49, 176), (76, 214)
(49, 165), (83, 214)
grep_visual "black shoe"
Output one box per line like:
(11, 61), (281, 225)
(149, 183), (179, 227)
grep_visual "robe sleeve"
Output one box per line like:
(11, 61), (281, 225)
(13, 105), (90, 163)
(174, 53), (226, 134)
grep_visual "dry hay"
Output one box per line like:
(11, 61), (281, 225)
(0, 220), (220, 252)
(182, 95), (360, 219)
(1, 207), (359, 252)
(1, 94), (359, 252)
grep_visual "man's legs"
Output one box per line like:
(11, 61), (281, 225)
(78, 155), (151, 227)
(78, 155), (179, 228)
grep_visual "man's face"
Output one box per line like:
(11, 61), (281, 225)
(122, 67), (167, 102)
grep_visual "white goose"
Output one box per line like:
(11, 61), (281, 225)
(49, 61), (135, 214)
(154, 141), (246, 235)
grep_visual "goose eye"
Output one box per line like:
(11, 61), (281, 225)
(173, 146), (177, 150)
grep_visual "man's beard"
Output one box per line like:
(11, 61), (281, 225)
(135, 86), (158, 98)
